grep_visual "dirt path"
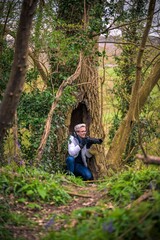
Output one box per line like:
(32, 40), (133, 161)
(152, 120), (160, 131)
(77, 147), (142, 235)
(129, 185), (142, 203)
(9, 183), (105, 240)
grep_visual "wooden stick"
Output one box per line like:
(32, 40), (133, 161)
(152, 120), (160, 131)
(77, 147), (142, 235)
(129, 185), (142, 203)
(66, 191), (93, 198)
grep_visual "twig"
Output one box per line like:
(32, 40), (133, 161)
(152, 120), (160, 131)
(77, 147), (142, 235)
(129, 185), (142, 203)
(125, 190), (152, 209)
(66, 191), (93, 198)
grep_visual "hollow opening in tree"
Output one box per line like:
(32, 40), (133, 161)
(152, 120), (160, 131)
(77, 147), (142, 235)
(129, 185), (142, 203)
(69, 102), (91, 134)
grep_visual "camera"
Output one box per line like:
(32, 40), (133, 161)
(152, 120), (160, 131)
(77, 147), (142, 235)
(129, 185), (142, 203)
(86, 137), (103, 148)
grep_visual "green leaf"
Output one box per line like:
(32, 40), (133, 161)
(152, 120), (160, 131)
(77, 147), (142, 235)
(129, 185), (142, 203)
(17, 198), (27, 203)
(37, 185), (47, 199)
(26, 189), (34, 196)
(27, 203), (41, 210)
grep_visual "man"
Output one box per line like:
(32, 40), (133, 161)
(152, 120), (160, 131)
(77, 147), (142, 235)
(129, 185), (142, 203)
(66, 123), (103, 180)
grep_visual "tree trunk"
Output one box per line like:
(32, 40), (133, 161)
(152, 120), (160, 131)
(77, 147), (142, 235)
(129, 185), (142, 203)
(105, 0), (157, 168)
(68, 51), (107, 178)
(106, 58), (160, 168)
(0, 0), (38, 144)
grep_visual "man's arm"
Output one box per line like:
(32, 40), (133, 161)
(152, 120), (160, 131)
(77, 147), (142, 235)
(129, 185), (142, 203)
(68, 144), (81, 157)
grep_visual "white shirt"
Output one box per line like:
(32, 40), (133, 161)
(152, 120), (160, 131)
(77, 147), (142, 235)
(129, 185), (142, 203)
(68, 135), (92, 167)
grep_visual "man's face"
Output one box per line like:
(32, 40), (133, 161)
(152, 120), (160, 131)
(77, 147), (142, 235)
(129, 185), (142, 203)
(76, 127), (87, 138)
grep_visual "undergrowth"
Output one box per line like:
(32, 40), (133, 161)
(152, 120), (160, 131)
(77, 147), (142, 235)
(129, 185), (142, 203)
(98, 165), (160, 207)
(43, 196), (160, 240)
(42, 165), (160, 240)
(0, 166), (85, 239)
(1, 165), (160, 240)
(0, 198), (33, 240)
(0, 166), (78, 205)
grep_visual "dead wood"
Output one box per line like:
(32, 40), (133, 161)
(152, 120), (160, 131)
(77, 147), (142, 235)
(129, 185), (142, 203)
(136, 154), (160, 164)
(66, 191), (93, 198)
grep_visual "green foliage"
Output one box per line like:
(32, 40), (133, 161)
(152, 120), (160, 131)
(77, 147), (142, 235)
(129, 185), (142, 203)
(64, 174), (86, 187)
(43, 195), (160, 240)
(25, 67), (39, 84)
(17, 85), (76, 169)
(0, 198), (32, 240)
(17, 89), (53, 161)
(0, 166), (71, 205)
(42, 166), (160, 240)
(98, 166), (160, 207)
(0, 42), (14, 100)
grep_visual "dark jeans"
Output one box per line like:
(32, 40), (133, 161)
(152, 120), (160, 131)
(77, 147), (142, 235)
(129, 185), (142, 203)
(66, 156), (93, 181)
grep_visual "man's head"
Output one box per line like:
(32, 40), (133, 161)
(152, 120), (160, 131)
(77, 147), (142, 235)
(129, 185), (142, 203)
(74, 123), (87, 138)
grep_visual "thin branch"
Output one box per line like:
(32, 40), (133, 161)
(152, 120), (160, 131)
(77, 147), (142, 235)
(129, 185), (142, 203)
(93, 17), (148, 37)
(98, 41), (160, 51)
(143, 52), (160, 75)
(93, 6), (160, 38)
(36, 53), (83, 162)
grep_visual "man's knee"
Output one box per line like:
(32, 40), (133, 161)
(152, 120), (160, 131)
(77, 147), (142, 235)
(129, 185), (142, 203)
(66, 156), (75, 164)
(83, 170), (93, 181)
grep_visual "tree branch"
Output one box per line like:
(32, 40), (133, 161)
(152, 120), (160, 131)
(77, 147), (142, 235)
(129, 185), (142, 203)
(136, 154), (160, 164)
(36, 53), (83, 162)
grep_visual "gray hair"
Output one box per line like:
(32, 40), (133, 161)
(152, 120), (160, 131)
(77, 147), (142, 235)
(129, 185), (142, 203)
(74, 123), (86, 132)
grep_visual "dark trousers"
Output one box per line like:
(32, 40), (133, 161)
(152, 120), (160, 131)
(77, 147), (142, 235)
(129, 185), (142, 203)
(66, 156), (93, 181)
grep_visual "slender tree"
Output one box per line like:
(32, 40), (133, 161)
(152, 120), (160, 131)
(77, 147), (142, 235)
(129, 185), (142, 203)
(0, 0), (39, 143)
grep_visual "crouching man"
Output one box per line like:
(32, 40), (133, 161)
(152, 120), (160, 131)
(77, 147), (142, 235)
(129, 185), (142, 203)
(66, 123), (103, 181)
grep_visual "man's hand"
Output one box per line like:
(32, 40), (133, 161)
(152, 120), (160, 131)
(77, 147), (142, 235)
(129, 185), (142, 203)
(78, 137), (87, 149)
(98, 139), (103, 144)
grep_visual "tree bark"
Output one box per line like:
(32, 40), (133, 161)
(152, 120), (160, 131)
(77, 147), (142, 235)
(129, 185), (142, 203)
(105, 0), (158, 168)
(0, 0), (39, 143)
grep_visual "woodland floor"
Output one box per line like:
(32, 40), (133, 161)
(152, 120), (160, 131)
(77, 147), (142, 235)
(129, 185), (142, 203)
(3, 181), (107, 240)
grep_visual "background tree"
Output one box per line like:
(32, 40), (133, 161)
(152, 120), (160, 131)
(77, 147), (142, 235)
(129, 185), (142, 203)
(0, 0), (39, 144)
(109, 0), (149, 161)
(106, 0), (160, 169)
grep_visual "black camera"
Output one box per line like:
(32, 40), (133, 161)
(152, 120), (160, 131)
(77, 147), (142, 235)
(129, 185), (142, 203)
(86, 137), (103, 148)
